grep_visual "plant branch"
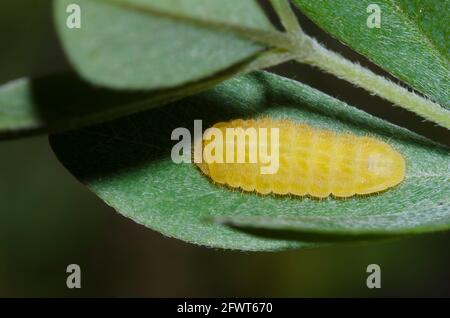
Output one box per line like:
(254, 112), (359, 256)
(105, 0), (450, 129)
(270, 0), (303, 36)
(269, 0), (450, 129)
(296, 38), (450, 129)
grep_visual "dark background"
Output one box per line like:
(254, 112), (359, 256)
(0, 1), (449, 297)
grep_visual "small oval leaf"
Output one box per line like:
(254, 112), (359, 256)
(0, 51), (290, 139)
(54, 0), (273, 90)
(293, 0), (450, 108)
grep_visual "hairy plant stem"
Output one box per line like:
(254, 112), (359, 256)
(269, 0), (303, 36)
(269, 0), (450, 129)
(298, 37), (450, 129)
(59, 0), (449, 131)
(109, 0), (450, 128)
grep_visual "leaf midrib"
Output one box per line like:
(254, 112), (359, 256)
(94, 0), (289, 49)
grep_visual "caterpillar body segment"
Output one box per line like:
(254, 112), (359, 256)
(195, 118), (406, 198)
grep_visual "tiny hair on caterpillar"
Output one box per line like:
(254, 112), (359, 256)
(195, 118), (406, 198)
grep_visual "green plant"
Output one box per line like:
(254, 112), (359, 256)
(0, 0), (448, 251)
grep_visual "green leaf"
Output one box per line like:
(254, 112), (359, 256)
(49, 71), (450, 251)
(292, 0), (450, 108)
(0, 51), (290, 139)
(54, 0), (274, 90)
(0, 73), (141, 138)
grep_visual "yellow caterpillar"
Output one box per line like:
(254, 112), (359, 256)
(195, 118), (406, 198)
